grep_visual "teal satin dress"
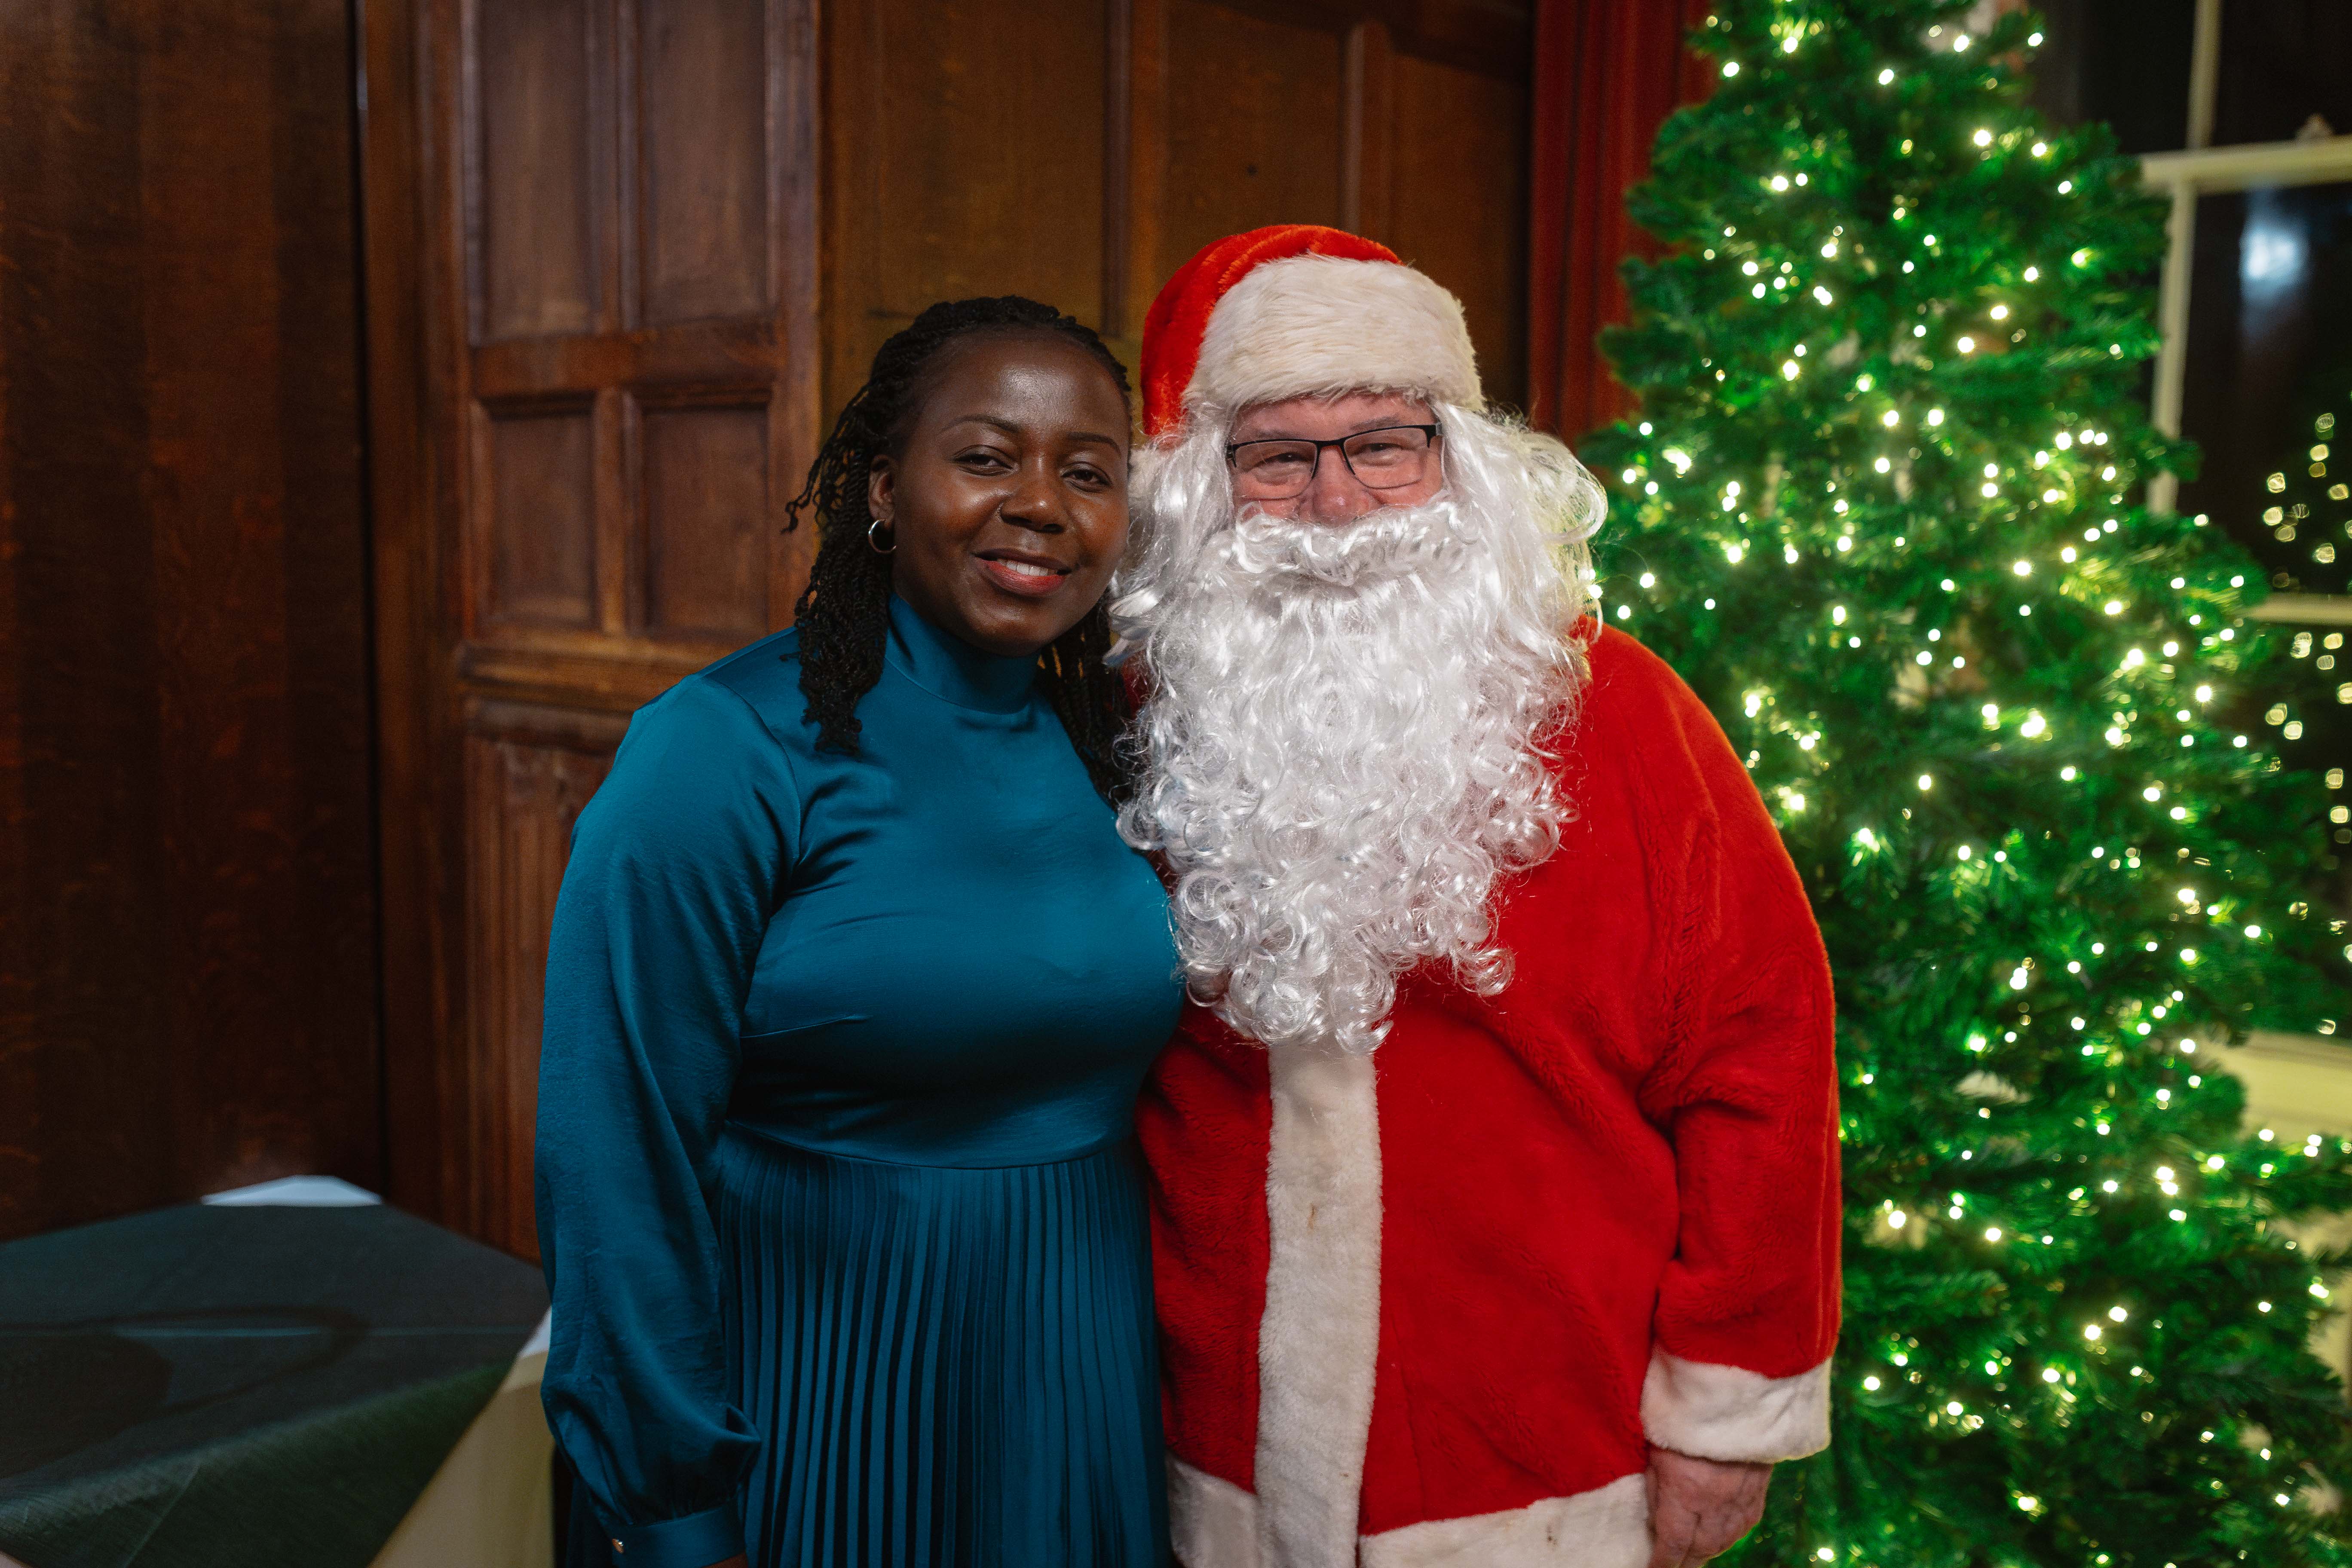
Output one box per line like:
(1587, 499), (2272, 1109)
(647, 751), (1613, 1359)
(535, 596), (1183, 1568)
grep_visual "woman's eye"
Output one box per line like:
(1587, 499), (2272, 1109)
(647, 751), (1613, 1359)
(1067, 465), (1112, 487)
(957, 450), (1013, 471)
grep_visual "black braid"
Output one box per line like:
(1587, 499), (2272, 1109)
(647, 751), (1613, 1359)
(782, 297), (1137, 804)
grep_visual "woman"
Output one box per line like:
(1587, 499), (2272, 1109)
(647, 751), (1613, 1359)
(535, 297), (1180, 1568)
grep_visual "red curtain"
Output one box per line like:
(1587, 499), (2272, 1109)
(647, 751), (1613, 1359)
(1525, 0), (1716, 441)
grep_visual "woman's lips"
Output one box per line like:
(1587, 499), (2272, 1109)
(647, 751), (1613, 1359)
(976, 555), (1072, 598)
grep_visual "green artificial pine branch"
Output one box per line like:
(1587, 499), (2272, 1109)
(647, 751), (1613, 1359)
(1580, 3), (2352, 1562)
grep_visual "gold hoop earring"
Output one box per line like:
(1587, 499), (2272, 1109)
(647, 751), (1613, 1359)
(867, 517), (896, 554)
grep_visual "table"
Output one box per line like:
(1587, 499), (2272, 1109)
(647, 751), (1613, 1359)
(0, 1186), (547, 1568)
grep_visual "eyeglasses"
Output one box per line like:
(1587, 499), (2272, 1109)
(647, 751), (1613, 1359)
(1224, 423), (1442, 500)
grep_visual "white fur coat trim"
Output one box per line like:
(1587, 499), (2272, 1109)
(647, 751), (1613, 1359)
(1190, 254), (1482, 419)
(1168, 1459), (1652, 1568)
(1170, 1458), (1262, 1568)
(1254, 1042), (1384, 1568)
(1641, 1349), (1834, 1463)
(1359, 1475), (1651, 1568)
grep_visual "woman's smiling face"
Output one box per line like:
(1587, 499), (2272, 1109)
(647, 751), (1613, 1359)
(869, 331), (1132, 658)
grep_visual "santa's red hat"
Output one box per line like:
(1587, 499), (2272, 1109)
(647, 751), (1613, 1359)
(1139, 225), (1482, 438)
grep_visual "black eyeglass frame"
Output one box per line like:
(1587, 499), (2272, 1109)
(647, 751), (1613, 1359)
(1222, 422), (1444, 494)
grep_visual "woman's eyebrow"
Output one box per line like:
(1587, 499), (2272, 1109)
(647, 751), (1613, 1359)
(946, 413), (1123, 448)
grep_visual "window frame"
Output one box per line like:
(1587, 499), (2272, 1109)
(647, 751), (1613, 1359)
(2141, 0), (2352, 626)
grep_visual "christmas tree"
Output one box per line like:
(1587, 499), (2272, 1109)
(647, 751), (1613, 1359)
(1579, 2), (2352, 1561)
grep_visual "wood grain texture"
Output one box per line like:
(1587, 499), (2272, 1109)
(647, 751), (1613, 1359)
(831, 0), (1533, 402)
(475, 0), (606, 340)
(639, 399), (774, 641)
(462, 713), (622, 1257)
(0, 0), (379, 1240)
(824, 0), (1110, 413)
(1381, 48), (1530, 410)
(633, 0), (773, 325)
(479, 402), (600, 628)
(1162, 0), (1348, 281)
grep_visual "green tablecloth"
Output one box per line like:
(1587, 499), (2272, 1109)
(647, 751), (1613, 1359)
(0, 1202), (547, 1568)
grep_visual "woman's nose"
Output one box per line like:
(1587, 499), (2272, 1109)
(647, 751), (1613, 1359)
(1003, 464), (1068, 531)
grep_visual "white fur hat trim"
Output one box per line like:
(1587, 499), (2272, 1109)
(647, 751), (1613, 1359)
(1188, 254), (1482, 416)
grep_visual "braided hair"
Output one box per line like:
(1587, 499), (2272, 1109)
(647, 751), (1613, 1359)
(783, 297), (1136, 803)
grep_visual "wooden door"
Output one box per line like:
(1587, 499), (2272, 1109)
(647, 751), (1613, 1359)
(362, 0), (818, 1254)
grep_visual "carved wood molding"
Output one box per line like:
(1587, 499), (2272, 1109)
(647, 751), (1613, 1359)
(461, 724), (617, 1256)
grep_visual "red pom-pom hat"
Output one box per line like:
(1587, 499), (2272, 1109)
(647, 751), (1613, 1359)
(1139, 225), (1484, 438)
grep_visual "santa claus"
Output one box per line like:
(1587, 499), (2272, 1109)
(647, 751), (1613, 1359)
(1111, 226), (1842, 1568)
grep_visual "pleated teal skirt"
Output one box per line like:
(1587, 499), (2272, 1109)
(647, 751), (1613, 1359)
(701, 1125), (1171, 1568)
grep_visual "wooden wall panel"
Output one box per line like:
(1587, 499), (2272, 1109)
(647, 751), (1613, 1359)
(827, 0), (1534, 413)
(462, 710), (621, 1258)
(827, 0), (1109, 406)
(640, 401), (773, 642)
(475, 0), (605, 340)
(481, 404), (600, 629)
(1381, 51), (1531, 410)
(1160, 2), (1347, 282)
(635, 0), (773, 326)
(0, 0), (379, 1240)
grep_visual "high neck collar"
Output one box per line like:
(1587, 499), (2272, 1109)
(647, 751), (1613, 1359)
(885, 595), (1040, 714)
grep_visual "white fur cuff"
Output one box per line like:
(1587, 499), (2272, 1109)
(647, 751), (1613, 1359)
(1641, 1350), (1834, 1463)
(1191, 254), (1482, 418)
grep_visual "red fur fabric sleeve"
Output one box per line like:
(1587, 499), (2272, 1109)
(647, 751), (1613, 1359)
(1622, 643), (1841, 1461)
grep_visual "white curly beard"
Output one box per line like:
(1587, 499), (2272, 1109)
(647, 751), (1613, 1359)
(1110, 402), (1604, 1054)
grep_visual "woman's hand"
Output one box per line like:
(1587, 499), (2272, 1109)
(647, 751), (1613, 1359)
(1645, 1446), (1771, 1566)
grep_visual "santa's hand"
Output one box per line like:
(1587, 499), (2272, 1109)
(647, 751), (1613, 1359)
(1645, 1446), (1771, 1567)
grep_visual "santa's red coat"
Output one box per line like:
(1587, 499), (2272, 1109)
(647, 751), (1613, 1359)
(1137, 625), (1842, 1568)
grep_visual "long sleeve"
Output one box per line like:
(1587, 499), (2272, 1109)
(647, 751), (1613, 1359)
(535, 676), (799, 1567)
(1633, 670), (1841, 1464)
